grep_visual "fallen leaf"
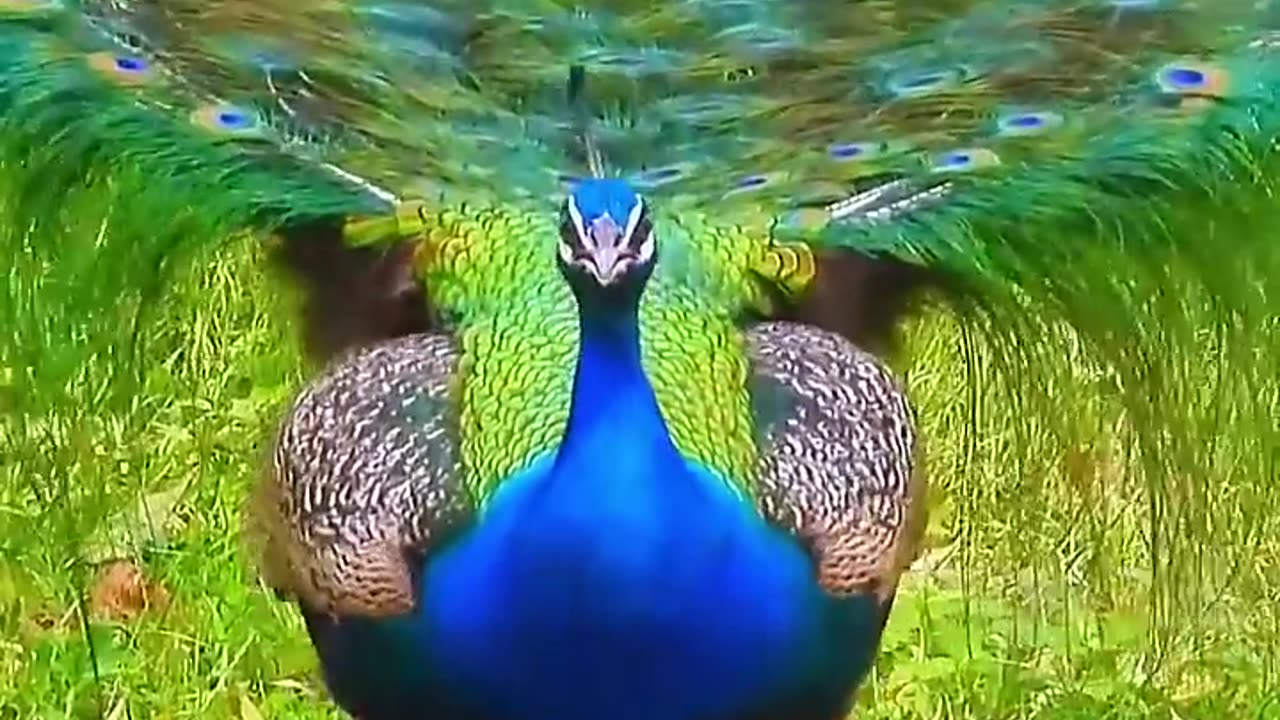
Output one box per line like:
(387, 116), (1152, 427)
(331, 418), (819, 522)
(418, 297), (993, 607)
(89, 560), (171, 621)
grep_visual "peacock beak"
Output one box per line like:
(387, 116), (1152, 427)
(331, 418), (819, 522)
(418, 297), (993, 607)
(584, 215), (634, 285)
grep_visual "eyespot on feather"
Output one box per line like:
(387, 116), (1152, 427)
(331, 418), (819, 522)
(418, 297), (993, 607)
(725, 171), (786, 196)
(826, 141), (896, 162)
(821, 142), (918, 188)
(994, 110), (1065, 137)
(631, 163), (695, 189)
(190, 103), (263, 138)
(929, 148), (1000, 174)
(87, 52), (155, 86)
(1154, 60), (1229, 99)
(886, 68), (966, 99)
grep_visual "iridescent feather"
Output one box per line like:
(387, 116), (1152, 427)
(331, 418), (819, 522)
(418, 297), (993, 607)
(0, 1), (1277, 719)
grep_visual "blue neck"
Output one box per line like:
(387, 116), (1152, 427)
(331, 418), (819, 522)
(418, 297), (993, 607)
(552, 295), (680, 483)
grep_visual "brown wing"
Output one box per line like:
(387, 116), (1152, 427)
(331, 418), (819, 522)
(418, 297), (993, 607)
(748, 322), (927, 603)
(248, 334), (472, 617)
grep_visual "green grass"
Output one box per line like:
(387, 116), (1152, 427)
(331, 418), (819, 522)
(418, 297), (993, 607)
(1, 197), (1278, 717)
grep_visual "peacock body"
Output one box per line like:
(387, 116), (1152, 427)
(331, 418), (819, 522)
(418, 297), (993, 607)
(265, 177), (922, 720)
(0, 1), (1277, 718)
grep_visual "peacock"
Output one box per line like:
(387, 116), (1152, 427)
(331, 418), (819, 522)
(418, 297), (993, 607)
(0, 1), (1277, 719)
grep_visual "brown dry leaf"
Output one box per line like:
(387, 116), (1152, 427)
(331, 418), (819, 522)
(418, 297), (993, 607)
(88, 560), (171, 621)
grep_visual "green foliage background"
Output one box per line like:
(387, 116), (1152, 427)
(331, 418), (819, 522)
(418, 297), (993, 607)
(0, 168), (1277, 718)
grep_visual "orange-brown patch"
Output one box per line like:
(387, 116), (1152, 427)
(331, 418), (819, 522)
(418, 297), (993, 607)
(88, 560), (171, 622)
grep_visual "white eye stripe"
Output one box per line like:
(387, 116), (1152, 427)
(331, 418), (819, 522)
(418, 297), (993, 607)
(566, 194), (589, 242)
(637, 228), (656, 259)
(623, 195), (645, 240)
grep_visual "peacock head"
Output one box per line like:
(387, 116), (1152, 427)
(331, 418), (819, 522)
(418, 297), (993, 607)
(557, 178), (656, 294)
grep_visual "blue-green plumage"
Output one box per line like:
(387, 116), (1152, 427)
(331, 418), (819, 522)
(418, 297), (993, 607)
(0, 1), (1271, 718)
(297, 181), (893, 720)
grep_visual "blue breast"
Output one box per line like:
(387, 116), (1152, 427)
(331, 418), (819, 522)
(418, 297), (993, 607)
(303, 295), (885, 720)
(420, 463), (823, 720)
